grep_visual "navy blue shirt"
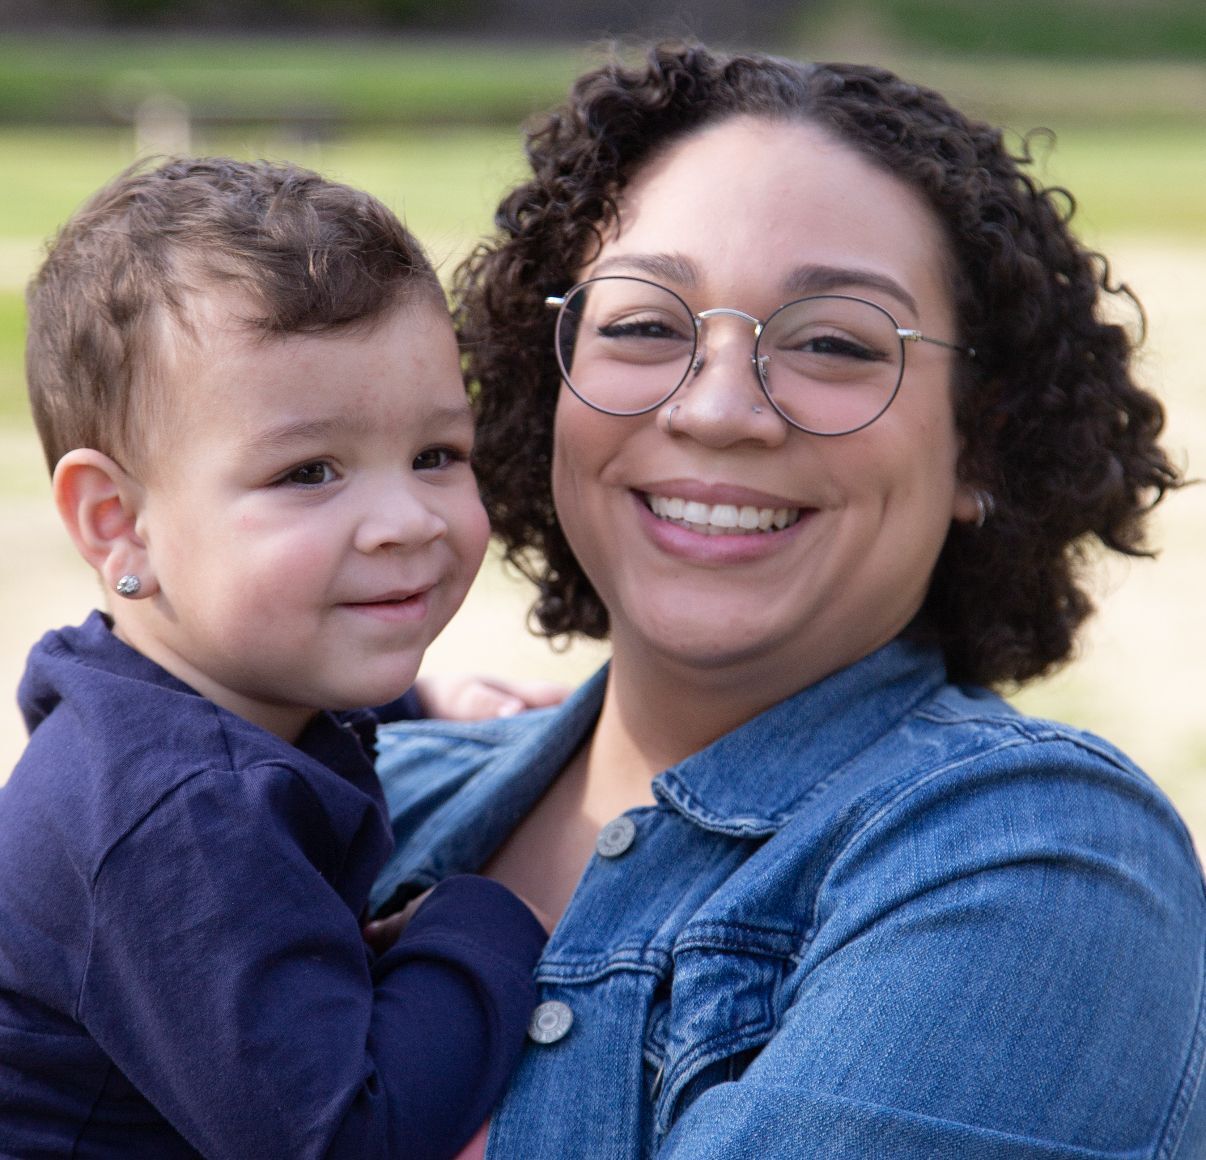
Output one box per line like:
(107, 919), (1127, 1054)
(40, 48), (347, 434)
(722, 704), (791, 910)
(0, 612), (546, 1159)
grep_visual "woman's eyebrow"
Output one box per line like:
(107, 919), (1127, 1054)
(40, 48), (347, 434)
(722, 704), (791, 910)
(783, 265), (919, 315)
(588, 256), (920, 316)
(589, 252), (700, 286)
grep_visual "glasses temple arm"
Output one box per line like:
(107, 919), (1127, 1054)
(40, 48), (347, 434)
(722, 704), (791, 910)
(897, 328), (975, 359)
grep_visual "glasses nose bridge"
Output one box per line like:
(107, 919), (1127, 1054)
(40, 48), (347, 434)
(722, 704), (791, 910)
(692, 306), (765, 374)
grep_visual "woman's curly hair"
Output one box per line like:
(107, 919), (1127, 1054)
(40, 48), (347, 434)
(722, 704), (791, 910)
(455, 40), (1182, 689)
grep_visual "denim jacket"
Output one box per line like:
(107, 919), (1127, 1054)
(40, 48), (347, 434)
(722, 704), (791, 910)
(373, 640), (1206, 1158)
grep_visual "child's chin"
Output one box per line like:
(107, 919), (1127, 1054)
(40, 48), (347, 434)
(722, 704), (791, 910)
(333, 675), (422, 713)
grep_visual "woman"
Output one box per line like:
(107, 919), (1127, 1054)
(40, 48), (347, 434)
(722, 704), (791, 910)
(373, 43), (1205, 1156)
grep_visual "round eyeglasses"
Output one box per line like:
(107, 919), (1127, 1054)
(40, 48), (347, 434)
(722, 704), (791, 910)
(545, 276), (974, 436)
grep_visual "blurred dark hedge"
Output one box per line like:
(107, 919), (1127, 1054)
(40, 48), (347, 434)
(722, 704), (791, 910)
(0, 0), (800, 43)
(4, 0), (1204, 58)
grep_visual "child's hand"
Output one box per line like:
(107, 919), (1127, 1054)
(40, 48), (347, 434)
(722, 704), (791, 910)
(361, 911), (408, 955)
(363, 884), (553, 955)
(413, 674), (569, 721)
(361, 890), (430, 954)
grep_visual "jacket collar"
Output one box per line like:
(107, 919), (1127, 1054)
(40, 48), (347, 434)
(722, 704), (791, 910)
(652, 639), (946, 836)
(374, 640), (947, 908)
(455, 638), (941, 844)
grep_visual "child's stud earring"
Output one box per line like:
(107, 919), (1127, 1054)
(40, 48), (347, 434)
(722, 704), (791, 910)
(114, 574), (142, 598)
(973, 490), (996, 529)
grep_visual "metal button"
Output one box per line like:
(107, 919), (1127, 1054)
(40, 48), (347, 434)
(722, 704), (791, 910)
(528, 1000), (574, 1044)
(596, 815), (636, 858)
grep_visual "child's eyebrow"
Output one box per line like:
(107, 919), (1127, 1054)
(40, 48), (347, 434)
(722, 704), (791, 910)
(243, 405), (474, 453)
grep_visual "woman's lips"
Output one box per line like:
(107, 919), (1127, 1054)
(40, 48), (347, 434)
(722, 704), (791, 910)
(642, 492), (803, 535)
(632, 489), (813, 563)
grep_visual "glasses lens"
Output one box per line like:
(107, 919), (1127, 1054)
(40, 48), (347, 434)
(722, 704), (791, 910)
(555, 277), (695, 415)
(757, 296), (904, 435)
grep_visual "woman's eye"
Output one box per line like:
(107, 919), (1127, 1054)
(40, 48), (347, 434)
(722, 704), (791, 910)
(284, 461), (335, 486)
(413, 447), (465, 471)
(599, 317), (689, 342)
(791, 333), (882, 361)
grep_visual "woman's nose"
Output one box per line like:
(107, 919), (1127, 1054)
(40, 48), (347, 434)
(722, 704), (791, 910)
(661, 322), (788, 448)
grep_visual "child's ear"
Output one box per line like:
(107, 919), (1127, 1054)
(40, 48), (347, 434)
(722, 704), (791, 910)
(52, 449), (156, 598)
(952, 479), (982, 526)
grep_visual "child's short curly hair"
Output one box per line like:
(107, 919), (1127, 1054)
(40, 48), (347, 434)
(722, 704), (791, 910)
(27, 156), (441, 476)
(456, 41), (1182, 689)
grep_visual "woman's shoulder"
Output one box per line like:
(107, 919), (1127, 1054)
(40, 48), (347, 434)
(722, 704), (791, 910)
(375, 667), (606, 791)
(374, 703), (573, 802)
(882, 679), (1197, 855)
(744, 672), (1206, 947)
(896, 678), (1167, 801)
(800, 677), (1206, 937)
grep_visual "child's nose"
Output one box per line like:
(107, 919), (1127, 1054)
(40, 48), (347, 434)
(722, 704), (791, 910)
(354, 482), (447, 554)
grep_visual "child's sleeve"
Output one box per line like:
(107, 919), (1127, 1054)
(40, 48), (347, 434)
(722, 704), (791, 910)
(349, 875), (546, 1152)
(77, 764), (544, 1160)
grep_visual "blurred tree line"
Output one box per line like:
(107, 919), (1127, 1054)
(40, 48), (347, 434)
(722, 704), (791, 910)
(0, 0), (799, 43)
(3, 0), (1204, 57)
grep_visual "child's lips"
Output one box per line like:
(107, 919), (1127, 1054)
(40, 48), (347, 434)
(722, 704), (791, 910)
(341, 586), (433, 622)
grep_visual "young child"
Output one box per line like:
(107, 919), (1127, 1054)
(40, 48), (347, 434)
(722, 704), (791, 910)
(0, 157), (547, 1159)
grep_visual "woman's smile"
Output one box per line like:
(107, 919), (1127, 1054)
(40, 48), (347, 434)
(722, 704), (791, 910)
(632, 487), (816, 570)
(642, 492), (803, 534)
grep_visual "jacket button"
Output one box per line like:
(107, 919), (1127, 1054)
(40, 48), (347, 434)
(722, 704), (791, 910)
(596, 815), (636, 858)
(528, 1000), (574, 1044)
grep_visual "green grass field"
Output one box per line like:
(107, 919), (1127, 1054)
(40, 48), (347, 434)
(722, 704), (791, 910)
(0, 35), (589, 125)
(2, 113), (1202, 423)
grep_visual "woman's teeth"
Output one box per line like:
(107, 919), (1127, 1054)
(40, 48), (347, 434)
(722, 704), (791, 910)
(646, 494), (800, 535)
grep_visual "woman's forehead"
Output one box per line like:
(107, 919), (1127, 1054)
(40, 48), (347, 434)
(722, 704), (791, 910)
(586, 116), (953, 322)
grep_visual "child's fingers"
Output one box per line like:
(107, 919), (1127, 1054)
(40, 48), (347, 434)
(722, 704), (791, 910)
(454, 682), (526, 720)
(494, 677), (571, 710)
(361, 889), (431, 953)
(413, 674), (571, 721)
(361, 912), (409, 955)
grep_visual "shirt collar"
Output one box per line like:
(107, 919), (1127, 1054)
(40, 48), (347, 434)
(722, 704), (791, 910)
(372, 671), (607, 908)
(27, 611), (381, 799)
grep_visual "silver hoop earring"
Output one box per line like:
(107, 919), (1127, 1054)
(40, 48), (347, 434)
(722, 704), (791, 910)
(665, 404), (681, 435)
(973, 490), (996, 529)
(114, 574), (142, 598)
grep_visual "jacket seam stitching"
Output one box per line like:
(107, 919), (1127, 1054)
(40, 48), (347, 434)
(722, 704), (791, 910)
(1156, 926), (1206, 1158)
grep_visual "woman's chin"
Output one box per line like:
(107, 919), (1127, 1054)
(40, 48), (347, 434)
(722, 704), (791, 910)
(612, 608), (796, 675)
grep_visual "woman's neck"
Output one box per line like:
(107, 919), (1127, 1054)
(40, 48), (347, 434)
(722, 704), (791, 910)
(593, 627), (828, 784)
(482, 636), (837, 926)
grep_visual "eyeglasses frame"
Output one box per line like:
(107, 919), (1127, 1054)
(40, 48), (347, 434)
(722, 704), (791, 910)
(545, 275), (975, 436)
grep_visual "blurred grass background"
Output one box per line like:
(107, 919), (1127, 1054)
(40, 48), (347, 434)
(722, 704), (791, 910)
(0, 7), (1203, 848)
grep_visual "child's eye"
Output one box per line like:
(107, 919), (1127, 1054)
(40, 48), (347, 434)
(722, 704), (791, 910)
(284, 461), (336, 486)
(413, 447), (467, 472)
